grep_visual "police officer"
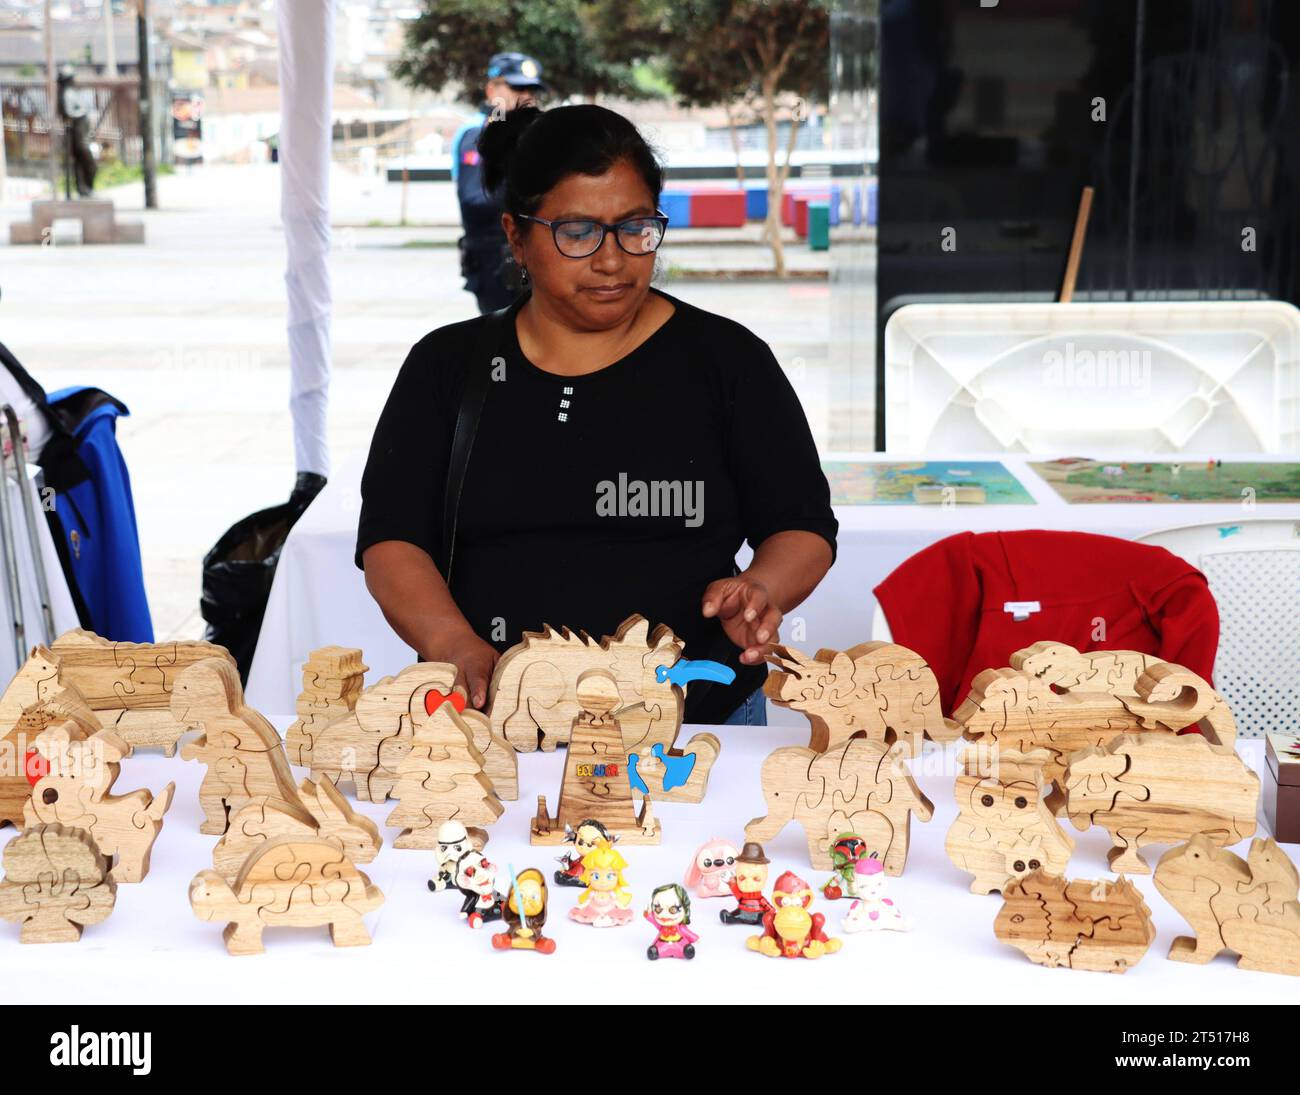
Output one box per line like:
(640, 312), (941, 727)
(451, 53), (546, 313)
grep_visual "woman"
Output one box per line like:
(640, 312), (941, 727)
(356, 104), (836, 725)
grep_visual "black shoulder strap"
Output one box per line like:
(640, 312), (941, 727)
(440, 306), (510, 582)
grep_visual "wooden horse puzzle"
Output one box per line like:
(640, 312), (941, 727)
(0, 824), (116, 943)
(284, 646), (367, 766)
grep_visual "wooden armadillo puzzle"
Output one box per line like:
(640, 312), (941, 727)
(1064, 731), (1259, 873)
(764, 642), (961, 756)
(1155, 834), (1300, 977)
(995, 870), (1156, 973)
(0, 824), (116, 943)
(284, 646), (367, 766)
(945, 745), (1075, 895)
(190, 836), (384, 955)
(25, 723), (175, 883)
(173, 657), (300, 835)
(744, 736), (933, 873)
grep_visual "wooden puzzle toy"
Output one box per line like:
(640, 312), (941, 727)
(720, 842), (773, 925)
(945, 746), (1075, 895)
(645, 883), (697, 960)
(569, 839), (635, 927)
(1265, 732), (1300, 843)
(684, 836), (738, 898)
(1064, 731), (1259, 873)
(957, 644), (1238, 805)
(821, 833), (868, 900)
(0, 824), (116, 943)
(25, 723), (175, 882)
(745, 737), (933, 873)
(995, 870), (1156, 973)
(428, 819), (489, 893)
(284, 646), (367, 766)
(532, 671), (660, 846)
(189, 836), (384, 956)
(212, 777), (381, 883)
(1, 678), (104, 829)
(173, 658), (300, 835)
(1155, 834), (1300, 977)
(386, 697), (504, 849)
(50, 629), (238, 755)
(764, 641), (961, 755)
(552, 818), (612, 888)
(746, 870), (842, 959)
(451, 849), (503, 929)
(491, 866), (556, 954)
(842, 854), (911, 932)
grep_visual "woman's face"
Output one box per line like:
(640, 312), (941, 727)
(506, 158), (658, 331)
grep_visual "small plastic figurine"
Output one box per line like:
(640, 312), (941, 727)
(645, 883), (698, 960)
(491, 866), (555, 954)
(842, 855), (911, 933)
(569, 839), (635, 927)
(685, 836), (738, 898)
(747, 870), (842, 959)
(453, 849), (503, 929)
(553, 818), (612, 888)
(720, 842), (773, 925)
(428, 820), (479, 893)
(822, 833), (868, 900)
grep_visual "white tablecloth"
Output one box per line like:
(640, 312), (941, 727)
(247, 451), (1299, 719)
(6, 723), (1293, 1005)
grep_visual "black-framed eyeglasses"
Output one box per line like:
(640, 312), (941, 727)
(515, 211), (669, 258)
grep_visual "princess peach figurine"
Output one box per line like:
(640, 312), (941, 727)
(684, 837), (738, 898)
(569, 839), (635, 928)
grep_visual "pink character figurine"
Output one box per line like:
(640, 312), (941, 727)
(841, 855), (911, 933)
(645, 883), (698, 960)
(568, 840), (635, 927)
(685, 837), (738, 898)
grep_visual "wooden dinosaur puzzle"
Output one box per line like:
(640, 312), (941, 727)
(173, 657), (300, 835)
(957, 644), (1238, 805)
(386, 693), (505, 848)
(1155, 834), (1300, 977)
(745, 736), (933, 873)
(764, 642), (961, 755)
(190, 836), (384, 955)
(212, 777), (382, 883)
(995, 870), (1156, 973)
(284, 646), (367, 766)
(25, 723), (175, 882)
(945, 746), (1076, 894)
(1064, 731), (1259, 873)
(0, 824), (116, 943)
(532, 670), (661, 846)
(50, 628), (238, 755)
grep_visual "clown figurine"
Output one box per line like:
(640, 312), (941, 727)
(720, 842), (774, 925)
(553, 818), (612, 888)
(842, 855), (911, 933)
(569, 839), (635, 927)
(821, 833), (868, 900)
(645, 883), (699, 960)
(747, 871), (842, 959)
(453, 849), (503, 929)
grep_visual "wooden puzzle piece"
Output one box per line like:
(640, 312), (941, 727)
(284, 646), (368, 766)
(1157, 834), (1300, 976)
(0, 824), (116, 943)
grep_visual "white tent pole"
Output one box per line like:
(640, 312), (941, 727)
(277, 0), (334, 480)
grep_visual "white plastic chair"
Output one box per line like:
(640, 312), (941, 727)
(871, 601), (893, 642)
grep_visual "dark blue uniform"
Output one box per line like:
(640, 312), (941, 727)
(453, 114), (517, 314)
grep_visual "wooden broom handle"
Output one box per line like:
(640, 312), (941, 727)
(1059, 185), (1094, 304)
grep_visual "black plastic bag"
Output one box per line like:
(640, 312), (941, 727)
(200, 472), (325, 682)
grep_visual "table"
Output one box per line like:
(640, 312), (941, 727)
(6, 722), (1293, 1005)
(247, 451), (1297, 721)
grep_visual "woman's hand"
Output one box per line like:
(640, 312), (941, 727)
(701, 574), (782, 665)
(421, 623), (500, 709)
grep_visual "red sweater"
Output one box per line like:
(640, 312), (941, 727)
(873, 530), (1219, 714)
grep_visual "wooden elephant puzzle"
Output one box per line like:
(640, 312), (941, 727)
(284, 646), (367, 766)
(995, 870), (1156, 973)
(0, 824), (116, 943)
(1155, 834), (1300, 977)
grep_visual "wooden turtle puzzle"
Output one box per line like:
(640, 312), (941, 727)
(1063, 731), (1259, 873)
(1155, 834), (1300, 977)
(995, 870), (1156, 973)
(284, 645), (367, 766)
(0, 823), (116, 943)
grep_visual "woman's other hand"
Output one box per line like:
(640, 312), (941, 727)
(701, 574), (782, 665)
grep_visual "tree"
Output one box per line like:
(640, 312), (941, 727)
(393, 0), (649, 104)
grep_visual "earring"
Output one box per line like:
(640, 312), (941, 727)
(520, 265), (530, 286)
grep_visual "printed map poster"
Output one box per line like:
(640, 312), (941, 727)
(821, 461), (1035, 505)
(1030, 458), (1300, 504)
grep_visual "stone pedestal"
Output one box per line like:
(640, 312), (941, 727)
(9, 199), (145, 245)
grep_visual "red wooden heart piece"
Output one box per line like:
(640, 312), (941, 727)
(425, 688), (466, 716)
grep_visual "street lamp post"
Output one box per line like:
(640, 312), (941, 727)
(136, 0), (157, 209)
